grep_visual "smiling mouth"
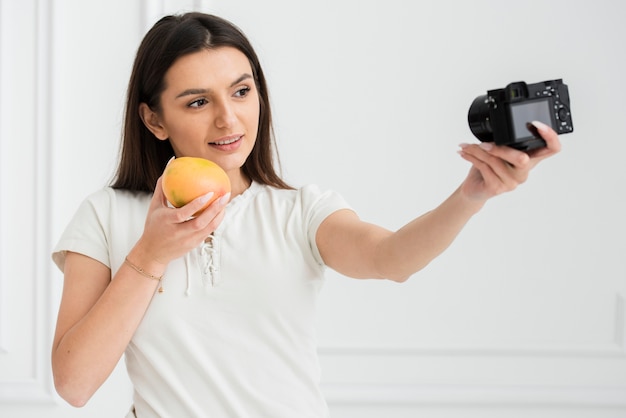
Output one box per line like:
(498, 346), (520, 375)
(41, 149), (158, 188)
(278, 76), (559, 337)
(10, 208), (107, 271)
(210, 135), (242, 145)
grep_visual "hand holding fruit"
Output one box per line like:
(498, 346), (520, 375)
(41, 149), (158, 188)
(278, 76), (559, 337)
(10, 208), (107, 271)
(134, 157), (232, 266)
(162, 157), (231, 216)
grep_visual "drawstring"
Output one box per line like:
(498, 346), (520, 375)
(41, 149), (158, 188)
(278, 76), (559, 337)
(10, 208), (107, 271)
(182, 235), (217, 296)
(201, 236), (217, 287)
(184, 252), (192, 296)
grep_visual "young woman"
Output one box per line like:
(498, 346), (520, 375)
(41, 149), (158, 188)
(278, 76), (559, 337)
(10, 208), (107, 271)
(51, 12), (561, 418)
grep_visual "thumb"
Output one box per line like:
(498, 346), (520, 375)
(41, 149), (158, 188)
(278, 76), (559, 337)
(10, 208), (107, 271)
(150, 176), (169, 210)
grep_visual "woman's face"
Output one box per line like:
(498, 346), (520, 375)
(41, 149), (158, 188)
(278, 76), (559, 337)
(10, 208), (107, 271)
(143, 46), (260, 182)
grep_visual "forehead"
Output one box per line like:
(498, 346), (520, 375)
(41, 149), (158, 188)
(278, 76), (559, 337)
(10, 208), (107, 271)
(164, 46), (252, 89)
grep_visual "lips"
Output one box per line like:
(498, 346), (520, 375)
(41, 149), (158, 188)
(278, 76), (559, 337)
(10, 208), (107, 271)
(210, 134), (242, 145)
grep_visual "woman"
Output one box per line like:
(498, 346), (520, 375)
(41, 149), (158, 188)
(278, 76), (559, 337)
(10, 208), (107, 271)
(51, 12), (561, 417)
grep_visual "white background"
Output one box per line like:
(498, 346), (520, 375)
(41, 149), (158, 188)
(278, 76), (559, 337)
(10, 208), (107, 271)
(1, 0), (625, 417)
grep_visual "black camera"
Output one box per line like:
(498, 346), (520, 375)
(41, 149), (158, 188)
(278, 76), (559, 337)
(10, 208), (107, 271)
(468, 79), (573, 151)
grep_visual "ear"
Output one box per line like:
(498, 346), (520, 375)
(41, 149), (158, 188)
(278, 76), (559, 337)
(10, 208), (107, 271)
(139, 103), (168, 140)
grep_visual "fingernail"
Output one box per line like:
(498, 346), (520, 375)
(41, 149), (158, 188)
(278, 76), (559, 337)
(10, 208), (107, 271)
(479, 142), (494, 151)
(218, 193), (231, 206)
(199, 192), (214, 204)
(531, 120), (549, 132)
(458, 143), (470, 149)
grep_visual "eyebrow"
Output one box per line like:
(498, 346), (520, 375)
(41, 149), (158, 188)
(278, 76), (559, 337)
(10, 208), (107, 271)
(175, 73), (253, 99)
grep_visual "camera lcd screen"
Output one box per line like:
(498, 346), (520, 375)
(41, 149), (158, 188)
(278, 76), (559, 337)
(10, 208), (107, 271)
(509, 99), (553, 140)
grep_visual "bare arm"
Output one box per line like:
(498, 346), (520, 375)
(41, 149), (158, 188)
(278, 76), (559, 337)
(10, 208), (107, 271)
(52, 251), (162, 407)
(51, 177), (228, 407)
(317, 187), (483, 282)
(317, 121), (561, 282)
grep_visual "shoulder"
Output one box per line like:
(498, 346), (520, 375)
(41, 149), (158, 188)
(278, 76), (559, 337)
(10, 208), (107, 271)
(296, 184), (352, 214)
(252, 182), (352, 228)
(247, 183), (350, 213)
(254, 183), (347, 203)
(61, 186), (151, 250)
(79, 187), (151, 214)
(78, 186), (149, 206)
(51, 187), (151, 272)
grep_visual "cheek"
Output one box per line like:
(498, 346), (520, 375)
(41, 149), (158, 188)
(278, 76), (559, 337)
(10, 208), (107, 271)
(246, 100), (261, 134)
(164, 113), (206, 138)
(163, 121), (206, 155)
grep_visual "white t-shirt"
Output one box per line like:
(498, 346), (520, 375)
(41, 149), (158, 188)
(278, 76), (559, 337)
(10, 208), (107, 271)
(52, 181), (351, 418)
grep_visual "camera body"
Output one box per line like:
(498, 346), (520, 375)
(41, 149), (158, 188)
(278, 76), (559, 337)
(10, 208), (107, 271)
(468, 79), (573, 151)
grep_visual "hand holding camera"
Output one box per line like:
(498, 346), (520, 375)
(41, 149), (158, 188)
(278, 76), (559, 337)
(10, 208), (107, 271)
(458, 79), (569, 202)
(468, 79), (573, 151)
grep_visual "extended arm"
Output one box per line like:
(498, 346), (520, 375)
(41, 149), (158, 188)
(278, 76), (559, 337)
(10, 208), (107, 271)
(317, 121), (561, 282)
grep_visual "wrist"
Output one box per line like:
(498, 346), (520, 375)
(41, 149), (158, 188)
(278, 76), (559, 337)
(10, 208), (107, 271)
(454, 186), (487, 215)
(126, 244), (168, 278)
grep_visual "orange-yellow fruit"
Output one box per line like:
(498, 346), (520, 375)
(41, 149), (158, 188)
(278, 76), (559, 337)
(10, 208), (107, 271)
(162, 157), (231, 215)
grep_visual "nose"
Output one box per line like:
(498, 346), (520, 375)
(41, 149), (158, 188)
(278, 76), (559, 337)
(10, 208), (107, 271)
(213, 99), (236, 129)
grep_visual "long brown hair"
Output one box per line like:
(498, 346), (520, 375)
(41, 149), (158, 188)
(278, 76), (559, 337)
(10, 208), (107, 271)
(111, 12), (292, 192)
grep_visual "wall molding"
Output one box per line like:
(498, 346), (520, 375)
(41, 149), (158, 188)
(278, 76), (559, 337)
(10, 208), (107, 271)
(0, 380), (56, 403)
(140, 0), (214, 32)
(319, 292), (626, 359)
(32, 0), (55, 401)
(319, 342), (625, 359)
(0, 0), (56, 402)
(0, 0), (8, 356)
(322, 383), (626, 407)
(140, 0), (165, 33)
(319, 293), (626, 407)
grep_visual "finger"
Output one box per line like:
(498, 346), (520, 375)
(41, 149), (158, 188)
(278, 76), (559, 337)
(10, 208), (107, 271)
(170, 191), (217, 223)
(184, 193), (230, 234)
(201, 203), (227, 233)
(458, 150), (510, 192)
(459, 144), (525, 191)
(195, 192), (230, 221)
(526, 121), (562, 160)
(476, 142), (530, 170)
(148, 176), (169, 211)
(460, 143), (525, 184)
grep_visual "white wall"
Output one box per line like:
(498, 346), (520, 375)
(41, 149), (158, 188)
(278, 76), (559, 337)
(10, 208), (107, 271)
(1, 0), (625, 417)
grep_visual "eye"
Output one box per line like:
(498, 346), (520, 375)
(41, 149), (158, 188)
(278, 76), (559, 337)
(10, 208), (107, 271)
(234, 86), (251, 98)
(188, 98), (208, 108)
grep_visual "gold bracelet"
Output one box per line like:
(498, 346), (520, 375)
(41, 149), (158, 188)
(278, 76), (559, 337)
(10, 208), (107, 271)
(124, 256), (164, 282)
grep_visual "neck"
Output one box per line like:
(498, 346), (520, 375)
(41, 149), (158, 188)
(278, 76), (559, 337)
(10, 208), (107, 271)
(228, 171), (252, 197)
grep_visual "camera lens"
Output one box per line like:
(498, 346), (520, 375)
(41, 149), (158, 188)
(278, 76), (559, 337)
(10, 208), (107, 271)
(467, 95), (494, 143)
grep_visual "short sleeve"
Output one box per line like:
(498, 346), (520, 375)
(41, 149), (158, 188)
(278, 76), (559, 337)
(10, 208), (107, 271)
(299, 184), (352, 266)
(51, 188), (113, 273)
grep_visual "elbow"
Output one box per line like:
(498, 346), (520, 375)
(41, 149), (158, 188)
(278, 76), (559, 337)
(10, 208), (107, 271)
(67, 397), (89, 409)
(374, 259), (413, 283)
(51, 344), (116, 407)
(379, 267), (413, 283)
(54, 375), (92, 407)
(54, 375), (91, 407)
(52, 362), (95, 408)
(382, 263), (429, 283)
(386, 274), (411, 283)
